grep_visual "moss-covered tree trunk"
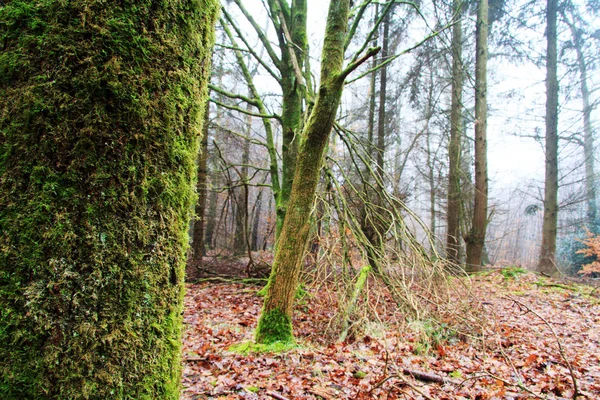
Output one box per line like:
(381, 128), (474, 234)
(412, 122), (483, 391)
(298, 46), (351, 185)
(0, 1), (218, 398)
(255, 0), (379, 344)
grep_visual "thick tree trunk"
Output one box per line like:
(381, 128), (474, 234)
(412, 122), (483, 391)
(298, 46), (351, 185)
(538, 0), (559, 275)
(446, 0), (464, 265)
(191, 103), (211, 269)
(0, 1), (218, 398)
(255, 0), (378, 344)
(466, 0), (489, 271)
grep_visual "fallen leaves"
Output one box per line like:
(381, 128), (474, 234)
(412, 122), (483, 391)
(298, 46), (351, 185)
(181, 272), (600, 399)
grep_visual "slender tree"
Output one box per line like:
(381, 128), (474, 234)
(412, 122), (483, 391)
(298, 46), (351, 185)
(446, 0), (464, 265)
(562, 7), (597, 230)
(224, 0), (310, 239)
(255, 0), (379, 344)
(538, 0), (559, 275)
(466, 0), (489, 271)
(191, 103), (211, 269)
(0, 1), (218, 398)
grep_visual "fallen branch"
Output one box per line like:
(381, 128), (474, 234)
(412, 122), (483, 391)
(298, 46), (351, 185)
(192, 276), (267, 285)
(395, 375), (437, 400)
(267, 391), (290, 400)
(402, 369), (450, 384)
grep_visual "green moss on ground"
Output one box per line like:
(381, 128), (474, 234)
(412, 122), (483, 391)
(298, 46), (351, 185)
(228, 340), (298, 355)
(0, 1), (218, 398)
(255, 308), (294, 345)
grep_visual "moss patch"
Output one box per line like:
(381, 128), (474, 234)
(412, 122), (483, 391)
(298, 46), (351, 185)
(255, 308), (294, 345)
(500, 267), (529, 280)
(0, 1), (219, 398)
(228, 340), (298, 355)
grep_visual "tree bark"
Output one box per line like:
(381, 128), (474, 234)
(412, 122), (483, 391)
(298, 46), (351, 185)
(376, 13), (390, 185)
(446, 0), (464, 265)
(466, 0), (489, 271)
(564, 11), (597, 230)
(272, 0), (309, 240)
(191, 102), (211, 269)
(538, 0), (559, 275)
(251, 189), (264, 251)
(0, 1), (218, 398)
(255, 0), (379, 344)
(233, 106), (252, 255)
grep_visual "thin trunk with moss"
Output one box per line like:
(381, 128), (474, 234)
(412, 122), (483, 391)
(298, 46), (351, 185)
(446, 0), (464, 265)
(465, 0), (489, 271)
(0, 1), (218, 398)
(255, 0), (379, 344)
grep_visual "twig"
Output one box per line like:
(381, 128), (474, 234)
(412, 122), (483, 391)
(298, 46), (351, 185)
(506, 296), (580, 399)
(395, 374), (437, 400)
(482, 371), (550, 399)
(267, 391), (290, 400)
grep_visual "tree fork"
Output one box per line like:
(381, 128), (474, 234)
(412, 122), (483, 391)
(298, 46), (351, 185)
(255, 0), (379, 344)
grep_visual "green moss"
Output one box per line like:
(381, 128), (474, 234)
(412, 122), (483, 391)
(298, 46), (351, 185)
(0, 1), (219, 398)
(500, 267), (528, 280)
(228, 340), (298, 355)
(353, 371), (366, 379)
(255, 308), (294, 344)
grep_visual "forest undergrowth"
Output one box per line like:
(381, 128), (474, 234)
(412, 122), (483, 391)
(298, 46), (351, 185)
(181, 263), (599, 399)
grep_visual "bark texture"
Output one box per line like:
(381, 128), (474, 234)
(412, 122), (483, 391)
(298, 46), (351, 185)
(446, 0), (464, 265)
(538, 0), (559, 275)
(0, 1), (218, 398)
(564, 12), (597, 229)
(466, 0), (489, 271)
(191, 103), (211, 269)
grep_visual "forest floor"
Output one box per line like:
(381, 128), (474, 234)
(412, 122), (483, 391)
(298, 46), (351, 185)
(181, 261), (600, 400)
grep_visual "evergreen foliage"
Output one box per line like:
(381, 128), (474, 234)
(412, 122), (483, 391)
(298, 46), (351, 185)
(0, 1), (218, 398)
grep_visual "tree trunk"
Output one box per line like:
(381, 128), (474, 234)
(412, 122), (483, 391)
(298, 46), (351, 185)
(564, 12), (597, 230)
(376, 13), (390, 185)
(466, 0), (489, 272)
(538, 0), (559, 275)
(274, 0), (308, 241)
(251, 189), (264, 251)
(446, 0), (464, 265)
(191, 102), (211, 269)
(234, 107), (252, 255)
(0, 1), (218, 398)
(204, 183), (218, 250)
(255, 0), (379, 344)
